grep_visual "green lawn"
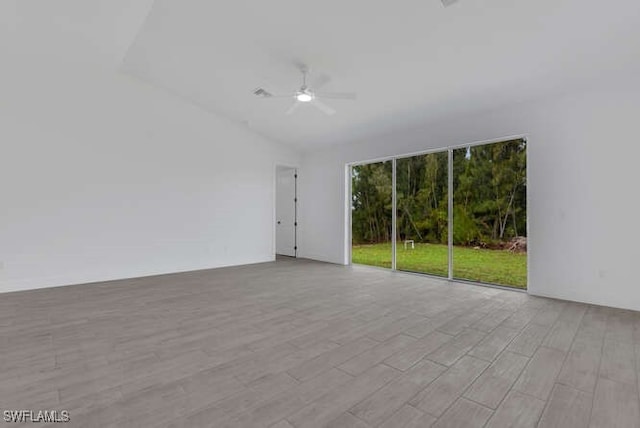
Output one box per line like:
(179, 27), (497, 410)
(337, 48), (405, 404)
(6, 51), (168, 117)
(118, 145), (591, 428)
(352, 242), (527, 289)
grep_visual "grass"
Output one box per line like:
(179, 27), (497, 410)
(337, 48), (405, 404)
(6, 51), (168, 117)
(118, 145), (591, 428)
(352, 242), (527, 289)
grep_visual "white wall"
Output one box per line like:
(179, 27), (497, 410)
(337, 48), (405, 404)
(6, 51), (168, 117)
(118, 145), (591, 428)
(299, 83), (640, 311)
(0, 64), (299, 293)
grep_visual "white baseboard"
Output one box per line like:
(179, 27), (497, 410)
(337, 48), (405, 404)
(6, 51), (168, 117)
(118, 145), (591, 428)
(0, 256), (275, 294)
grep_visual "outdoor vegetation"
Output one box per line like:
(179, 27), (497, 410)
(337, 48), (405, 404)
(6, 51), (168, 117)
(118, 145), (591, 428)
(351, 139), (527, 288)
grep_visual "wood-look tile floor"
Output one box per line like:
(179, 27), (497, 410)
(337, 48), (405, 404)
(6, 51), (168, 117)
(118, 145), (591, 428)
(1, 258), (640, 428)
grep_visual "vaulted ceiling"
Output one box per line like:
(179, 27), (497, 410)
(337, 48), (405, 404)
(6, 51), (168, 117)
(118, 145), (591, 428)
(0, 0), (154, 67)
(3, 0), (640, 149)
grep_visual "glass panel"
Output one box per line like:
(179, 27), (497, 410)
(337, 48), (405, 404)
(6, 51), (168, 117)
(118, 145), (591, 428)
(396, 153), (449, 276)
(351, 161), (393, 268)
(452, 139), (527, 288)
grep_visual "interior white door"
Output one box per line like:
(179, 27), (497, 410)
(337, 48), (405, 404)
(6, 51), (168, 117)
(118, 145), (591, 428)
(276, 168), (296, 257)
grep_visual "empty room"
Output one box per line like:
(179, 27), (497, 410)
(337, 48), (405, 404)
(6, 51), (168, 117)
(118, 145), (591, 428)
(2, 0), (640, 427)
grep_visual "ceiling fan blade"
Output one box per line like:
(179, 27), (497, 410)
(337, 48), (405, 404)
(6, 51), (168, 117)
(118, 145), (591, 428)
(441, 0), (460, 7)
(285, 102), (302, 115)
(253, 87), (296, 99)
(311, 99), (336, 116)
(315, 92), (357, 100)
(256, 91), (296, 99)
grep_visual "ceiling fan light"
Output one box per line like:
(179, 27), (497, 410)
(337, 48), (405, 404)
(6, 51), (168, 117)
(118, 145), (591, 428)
(296, 92), (313, 102)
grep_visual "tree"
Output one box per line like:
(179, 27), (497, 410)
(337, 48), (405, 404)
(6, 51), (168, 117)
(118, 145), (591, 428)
(351, 139), (527, 247)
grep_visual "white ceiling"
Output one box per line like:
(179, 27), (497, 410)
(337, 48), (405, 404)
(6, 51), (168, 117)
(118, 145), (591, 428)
(4, 0), (640, 149)
(0, 0), (155, 68)
(120, 0), (640, 149)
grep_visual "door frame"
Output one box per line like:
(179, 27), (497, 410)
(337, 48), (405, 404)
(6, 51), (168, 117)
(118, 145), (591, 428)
(274, 164), (299, 258)
(345, 134), (529, 292)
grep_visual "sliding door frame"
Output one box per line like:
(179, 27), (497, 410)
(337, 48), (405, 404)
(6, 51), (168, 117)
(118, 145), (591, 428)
(346, 134), (529, 292)
(447, 148), (454, 281)
(345, 164), (352, 266)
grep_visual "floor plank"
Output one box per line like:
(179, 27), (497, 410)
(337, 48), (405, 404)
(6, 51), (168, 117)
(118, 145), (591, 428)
(349, 359), (445, 426)
(426, 329), (487, 367)
(538, 383), (592, 428)
(484, 390), (546, 428)
(431, 398), (493, 428)
(557, 337), (603, 393)
(464, 351), (529, 409)
(512, 346), (566, 400)
(599, 339), (637, 385)
(338, 334), (416, 376)
(410, 355), (489, 417)
(377, 405), (426, 428)
(507, 323), (550, 357)
(590, 377), (640, 428)
(467, 326), (520, 362)
(287, 364), (399, 428)
(0, 258), (638, 427)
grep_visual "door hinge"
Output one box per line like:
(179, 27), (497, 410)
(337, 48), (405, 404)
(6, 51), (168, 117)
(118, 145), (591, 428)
(294, 174), (298, 179)
(294, 198), (298, 203)
(294, 246), (298, 250)
(294, 222), (298, 227)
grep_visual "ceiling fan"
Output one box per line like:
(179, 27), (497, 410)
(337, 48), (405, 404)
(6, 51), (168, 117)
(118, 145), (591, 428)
(253, 66), (357, 116)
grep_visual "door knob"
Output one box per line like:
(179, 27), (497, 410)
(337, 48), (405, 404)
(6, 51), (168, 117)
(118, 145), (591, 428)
(277, 221), (281, 224)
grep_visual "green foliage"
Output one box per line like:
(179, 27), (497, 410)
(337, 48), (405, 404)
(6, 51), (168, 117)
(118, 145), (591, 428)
(452, 205), (479, 244)
(351, 139), (527, 246)
(352, 243), (527, 289)
(351, 161), (393, 244)
(452, 140), (527, 243)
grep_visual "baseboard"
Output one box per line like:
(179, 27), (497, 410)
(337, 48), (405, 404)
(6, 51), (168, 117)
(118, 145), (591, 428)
(0, 256), (275, 294)
(528, 288), (640, 312)
(297, 252), (346, 266)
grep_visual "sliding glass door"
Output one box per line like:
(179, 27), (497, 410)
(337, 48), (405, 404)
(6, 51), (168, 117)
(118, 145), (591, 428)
(349, 138), (527, 290)
(351, 161), (393, 269)
(453, 139), (527, 288)
(396, 153), (449, 277)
